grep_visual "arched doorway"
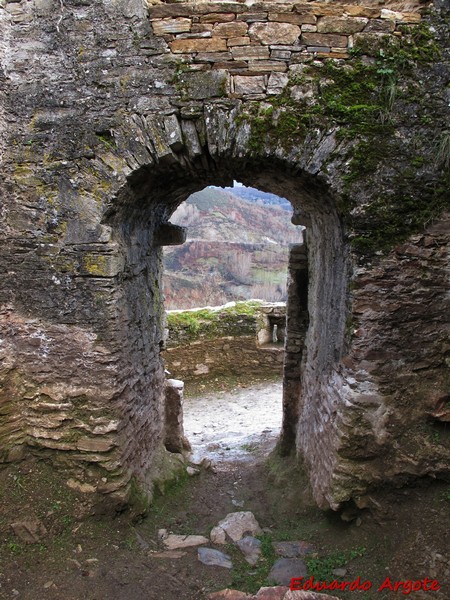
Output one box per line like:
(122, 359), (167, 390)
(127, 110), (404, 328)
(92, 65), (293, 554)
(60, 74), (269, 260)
(104, 150), (349, 510)
(161, 183), (302, 466)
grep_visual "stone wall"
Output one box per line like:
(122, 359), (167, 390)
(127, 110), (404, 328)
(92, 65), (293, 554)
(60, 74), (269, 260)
(148, 0), (423, 96)
(0, 0), (448, 512)
(163, 302), (286, 380)
(164, 335), (284, 379)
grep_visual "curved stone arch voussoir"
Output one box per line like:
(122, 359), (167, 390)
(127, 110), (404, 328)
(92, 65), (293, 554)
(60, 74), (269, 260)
(97, 104), (351, 510)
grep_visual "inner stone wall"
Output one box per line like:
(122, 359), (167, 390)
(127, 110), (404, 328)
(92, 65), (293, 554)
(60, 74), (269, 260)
(0, 0), (448, 512)
(163, 302), (286, 380)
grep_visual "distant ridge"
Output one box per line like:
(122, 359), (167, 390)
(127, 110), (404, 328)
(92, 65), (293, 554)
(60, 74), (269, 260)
(163, 187), (301, 310)
(221, 185), (291, 211)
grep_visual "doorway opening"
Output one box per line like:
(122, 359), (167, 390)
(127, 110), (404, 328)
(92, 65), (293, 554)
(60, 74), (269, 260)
(107, 154), (347, 508)
(162, 183), (300, 310)
(161, 182), (303, 466)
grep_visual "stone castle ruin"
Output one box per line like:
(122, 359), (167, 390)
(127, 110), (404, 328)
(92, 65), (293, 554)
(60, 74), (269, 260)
(0, 0), (448, 513)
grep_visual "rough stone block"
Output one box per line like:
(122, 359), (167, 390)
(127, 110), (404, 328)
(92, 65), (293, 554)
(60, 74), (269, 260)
(270, 49), (291, 60)
(231, 46), (270, 61)
(308, 3), (345, 17)
(212, 61), (248, 71)
(267, 72), (289, 95)
(181, 120), (202, 157)
(325, 51), (349, 59)
(177, 70), (228, 99)
(176, 32), (212, 40)
(164, 533), (208, 549)
(248, 61), (288, 73)
(149, 5), (193, 19)
(399, 12), (422, 24)
(301, 32), (348, 48)
(151, 18), (191, 35)
(215, 512), (262, 543)
(154, 223), (187, 246)
(164, 379), (190, 453)
(236, 536), (261, 565)
(268, 557), (307, 585)
(191, 3), (245, 13)
(363, 19), (395, 34)
(212, 22), (248, 38)
(208, 589), (249, 599)
(198, 547), (233, 569)
(195, 51), (231, 63)
(268, 13), (310, 26)
(227, 37), (250, 47)
(380, 9), (404, 21)
(317, 17), (368, 34)
(237, 13), (268, 23)
(233, 75), (266, 95)
(249, 22), (301, 46)
(170, 38), (227, 53)
(343, 5), (381, 18)
(191, 23), (214, 34)
(163, 114), (184, 151)
(200, 13), (236, 24)
(306, 46), (330, 53)
(270, 45), (305, 53)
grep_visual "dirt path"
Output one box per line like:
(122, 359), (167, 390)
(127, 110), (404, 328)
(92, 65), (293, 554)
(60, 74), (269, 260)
(0, 376), (449, 600)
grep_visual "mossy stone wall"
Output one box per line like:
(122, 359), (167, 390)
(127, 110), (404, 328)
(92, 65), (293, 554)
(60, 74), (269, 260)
(0, 0), (448, 512)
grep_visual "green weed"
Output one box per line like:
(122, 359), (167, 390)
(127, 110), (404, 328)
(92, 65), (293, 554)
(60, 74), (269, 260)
(8, 541), (22, 554)
(241, 443), (258, 453)
(306, 547), (366, 580)
(228, 533), (278, 594)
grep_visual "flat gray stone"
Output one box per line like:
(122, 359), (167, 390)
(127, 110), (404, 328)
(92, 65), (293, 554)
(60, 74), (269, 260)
(273, 541), (315, 558)
(198, 547), (233, 569)
(268, 557), (307, 586)
(332, 567), (348, 577)
(236, 536), (261, 565)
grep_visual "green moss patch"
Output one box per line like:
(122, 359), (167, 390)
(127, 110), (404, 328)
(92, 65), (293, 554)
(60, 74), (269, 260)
(235, 18), (448, 259)
(166, 300), (264, 346)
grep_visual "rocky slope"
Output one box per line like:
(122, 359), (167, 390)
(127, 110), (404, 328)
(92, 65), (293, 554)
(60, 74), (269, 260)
(163, 187), (302, 309)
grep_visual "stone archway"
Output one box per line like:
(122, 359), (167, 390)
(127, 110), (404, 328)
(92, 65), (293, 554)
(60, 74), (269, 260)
(1, 0), (448, 513)
(101, 148), (349, 510)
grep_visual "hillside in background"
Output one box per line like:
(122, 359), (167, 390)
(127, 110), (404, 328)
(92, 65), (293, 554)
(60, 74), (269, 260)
(222, 185), (291, 211)
(163, 186), (302, 310)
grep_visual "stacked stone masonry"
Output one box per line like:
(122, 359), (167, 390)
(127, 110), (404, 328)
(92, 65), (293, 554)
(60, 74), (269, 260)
(163, 303), (286, 380)
(0, 0), (448, 513)
(149, 2), (423, 99)
(164, 335), (284, 379)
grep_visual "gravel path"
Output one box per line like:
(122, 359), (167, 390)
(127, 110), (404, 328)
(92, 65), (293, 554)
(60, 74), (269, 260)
(183, 380), (283, 466)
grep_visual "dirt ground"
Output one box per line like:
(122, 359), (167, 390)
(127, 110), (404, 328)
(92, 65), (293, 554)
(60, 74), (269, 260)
(0, 375), (449, 600)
